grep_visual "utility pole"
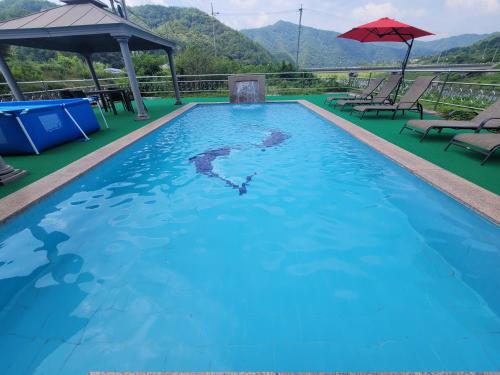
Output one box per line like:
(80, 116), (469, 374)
(109, 0), (116, 13)
(211, 3), (219, 57)
(295, 4), (303, 68)
(120, 0), (128, 19)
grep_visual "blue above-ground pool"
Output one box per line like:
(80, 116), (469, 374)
(0, 99), (101, 155)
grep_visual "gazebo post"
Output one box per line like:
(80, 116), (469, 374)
(83, 53), (109, 111)
(83, 54), (102, 91)
(0, 46), (25, 101)
(115, 36), (149, 120)
(165, 48), (182, 105)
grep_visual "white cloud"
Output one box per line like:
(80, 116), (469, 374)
(229, 0), (259, 8)
(351, 2), (400, 21)
(445, 0), (499, 11)
(125, 0), (166, 5)
(350, 2), (426, 23)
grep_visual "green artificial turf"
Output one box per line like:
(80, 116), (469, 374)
(1, 94), (499, 199)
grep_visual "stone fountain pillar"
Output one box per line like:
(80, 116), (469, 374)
(0, 156), (27, 185)
(228, 74), (265, 103)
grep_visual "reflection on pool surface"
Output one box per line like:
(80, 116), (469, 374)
(1, 103), (500, 373)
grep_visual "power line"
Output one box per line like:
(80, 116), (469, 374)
(296, 4), (303, 68)
(217, 9), (298, 16)
(303, 8), (339, 18)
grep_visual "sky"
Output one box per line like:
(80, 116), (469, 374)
(114, 0), (500, 39)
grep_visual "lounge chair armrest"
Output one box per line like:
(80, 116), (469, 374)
(476, 117), (500, 132)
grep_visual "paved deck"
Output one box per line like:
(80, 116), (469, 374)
(1, 94), (499, 201)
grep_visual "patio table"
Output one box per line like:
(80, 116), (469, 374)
(85, 88), (134, 115)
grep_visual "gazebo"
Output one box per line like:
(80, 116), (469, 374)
(0, 0), (182, 120)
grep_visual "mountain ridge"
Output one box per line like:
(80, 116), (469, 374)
(241, 20), (498, 67)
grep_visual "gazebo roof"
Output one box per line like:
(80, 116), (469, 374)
(0, 1), (176, 53)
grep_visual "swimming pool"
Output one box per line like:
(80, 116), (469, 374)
(0, 102), (499, 373)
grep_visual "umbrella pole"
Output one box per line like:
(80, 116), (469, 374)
(401, 37), (414, 76)
(394, 37), (414, 99)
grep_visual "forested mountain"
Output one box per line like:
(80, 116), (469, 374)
(416, 33), (494, 54)
(242, 21), (403, 67)
(242, 21), (497, 68)
(0, 0), (274, 66)
(418, 33), (500, 65)
(129, 5), (274, 65)
(0, 0), (54, 21)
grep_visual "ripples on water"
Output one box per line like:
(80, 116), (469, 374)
(0, 103), (499, 373)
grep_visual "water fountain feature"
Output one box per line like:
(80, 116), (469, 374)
(228, 74), (265, 103)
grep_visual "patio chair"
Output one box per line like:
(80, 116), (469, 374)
(400, 98), (500, 141)
(352, 75), (436, 119)
(59, 89), (76, 99)
(334, 74), (402, 110)
(324, 77), (384, 105)
(58, 89), (110, 129)
(445, 133), (500, 165)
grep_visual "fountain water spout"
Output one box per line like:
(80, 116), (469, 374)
(228, 74), (265, 104)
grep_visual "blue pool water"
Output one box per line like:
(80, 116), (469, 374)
(1, 103), (500, 373)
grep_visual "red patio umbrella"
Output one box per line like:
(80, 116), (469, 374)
(337, 17), (434, 76)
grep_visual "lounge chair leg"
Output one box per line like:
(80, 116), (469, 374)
(360, 111), (365, 119)
(391, 110), (397, 120)
(480, 146), (499, 165)
(419, 129), (431, 142)
(399, 125), (407, 134)
(481, 153), (492, 165)
(444, 139), (455, 151)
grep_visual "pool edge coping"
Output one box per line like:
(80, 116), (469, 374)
(297, 100), (500, 226)
(89, 373), (500, 375)
(0, 100), (498, 226)
(0, 103), (197, 224)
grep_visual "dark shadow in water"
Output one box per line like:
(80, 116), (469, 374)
(0, 219), (93, 373)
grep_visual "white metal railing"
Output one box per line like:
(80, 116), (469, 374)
(1, 67), (498, 111)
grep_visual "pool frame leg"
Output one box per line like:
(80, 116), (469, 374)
(95, 100), (109, 129)
(15, 115), (40, 155)
(62, 105), (90, 141)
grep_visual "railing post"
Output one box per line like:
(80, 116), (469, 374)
(41, 80), (49, 99)
(434, 70), (451, 111)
